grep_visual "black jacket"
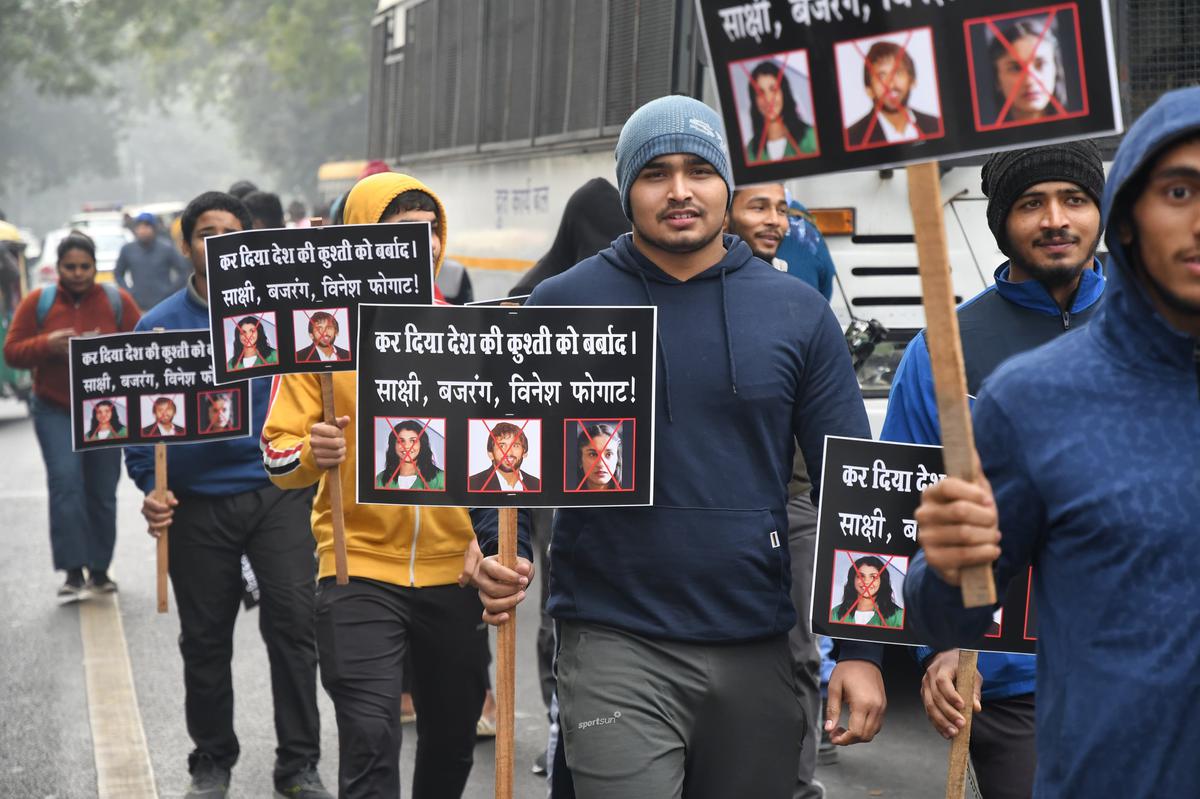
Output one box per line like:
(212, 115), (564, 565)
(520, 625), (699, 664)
(846, 108), (940, 148)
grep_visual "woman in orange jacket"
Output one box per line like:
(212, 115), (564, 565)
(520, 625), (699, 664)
(3, 230), (140, 600)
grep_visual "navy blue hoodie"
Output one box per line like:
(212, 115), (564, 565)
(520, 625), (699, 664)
(904, 87), (1200, 796)
(529, 233), (870, 643)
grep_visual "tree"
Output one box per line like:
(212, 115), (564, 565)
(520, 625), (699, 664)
(113, 0), (378, 197)
(1, 0), (377, 199)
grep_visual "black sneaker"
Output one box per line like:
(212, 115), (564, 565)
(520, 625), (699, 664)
(88, 570), (118, 594)
(275, 764), (332, 798)
(57, 569), (87, 604)
(531, 750), (548, 775)
(185, 753), (230, 798)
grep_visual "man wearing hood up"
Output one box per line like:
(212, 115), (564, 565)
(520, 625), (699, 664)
(884, 140), (1106, 799)
(905, 86), (1200, 796)
(472, 95), (884, 798)
(262, 173), (503, 799)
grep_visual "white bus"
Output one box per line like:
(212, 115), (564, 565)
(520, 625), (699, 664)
(363, 0), (1196, 429)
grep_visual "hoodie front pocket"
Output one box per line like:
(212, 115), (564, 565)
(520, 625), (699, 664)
(569, 505), (792, 639)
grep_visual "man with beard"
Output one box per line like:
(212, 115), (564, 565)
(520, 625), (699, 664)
(471, 96), (884, 798)
(468, 422), (541, 491)
(141, 396), (186, 437)
(724, 180), (860, 797)
(846, 41), (941, 147)
(882, 140), (1105, 799)
(295, 311), (350, 363)
(904, 87), (1200, 797)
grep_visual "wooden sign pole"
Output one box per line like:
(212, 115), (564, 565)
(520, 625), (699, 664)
(906, 161), (997, 799)
(495, 506), (518, 799)
(319, 373), (350, 585)
(154, 442), (169, 614)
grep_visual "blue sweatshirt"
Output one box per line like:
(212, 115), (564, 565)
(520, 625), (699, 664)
(529, 233), (872, 644)
(883, 259), (1105, 701)
(777, 200), (835, 300)
(904, 86), (1200, 797)
(124, 280), (273, 496)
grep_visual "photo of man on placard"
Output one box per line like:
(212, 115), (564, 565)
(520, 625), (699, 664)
(837, 28), (944, 151)
(140, 394), (187, 437)
(468, 419), (541, 492)
(225, 312), (279, 371)
(728, 50), (820, 165)
(966, 6), (1087, 130)
(294, 308), (351, 364)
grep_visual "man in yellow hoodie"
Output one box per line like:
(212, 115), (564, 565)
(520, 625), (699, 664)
(261, 173), (496, 798)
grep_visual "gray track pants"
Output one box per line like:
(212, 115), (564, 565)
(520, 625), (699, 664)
(787, 492), (825, 799)
(557, 620), (806, 799)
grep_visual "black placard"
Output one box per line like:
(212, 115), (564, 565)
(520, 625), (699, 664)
(812, 436), (1035, 654)
(68, 330), (251, 451)
(205, 223), (434, 384)
(356, 304), (657, 508)
(697, 0), (1121, 184)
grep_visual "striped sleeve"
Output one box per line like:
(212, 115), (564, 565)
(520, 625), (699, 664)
(260, 372), (324, 487)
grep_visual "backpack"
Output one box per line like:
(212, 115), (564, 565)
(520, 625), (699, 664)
(35, 283), (123, 330)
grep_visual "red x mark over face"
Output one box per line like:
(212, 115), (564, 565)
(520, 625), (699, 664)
(853, 33), (917, 147)
(483, 419), (531, 490)
(298, 310), (340, 362)
(386, 417), (435, 489)
(741, 56), (804, 160)
(576, 423), (622, 491)
(988, 14), (1068, 124)
(842, 554), (896, 620)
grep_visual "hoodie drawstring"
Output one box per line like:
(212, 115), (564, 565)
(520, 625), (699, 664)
(1193, 341), (1199, 401)
(638, 271), (674, 423)
(721, 268), (738, 396)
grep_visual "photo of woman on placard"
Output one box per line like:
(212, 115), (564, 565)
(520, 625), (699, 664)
(375, 419), (446, 491)
(990, 15), (1068, 123)
(966, 7), (1086, 130)
(227, 313), (278, 370)
(84, 398), (129, 442)
(744, 59), (818, 163)
(831, 554), (906, 629)
(573, 421), (624, 491)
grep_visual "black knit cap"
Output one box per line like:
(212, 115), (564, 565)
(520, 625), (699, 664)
(980, 139), (1105, 256)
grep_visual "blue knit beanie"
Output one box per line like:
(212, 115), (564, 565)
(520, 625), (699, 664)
(615, 95), (733, 220)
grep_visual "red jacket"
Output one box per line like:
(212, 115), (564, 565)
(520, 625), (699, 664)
(3, 282), (142, 408)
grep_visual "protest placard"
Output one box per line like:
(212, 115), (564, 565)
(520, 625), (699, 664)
(812, 435), (1035, 655)
(204, 222), (434, 384)
(356, 304), (656, 508)
(696, 0), (1121, 184)
(69, 330), (251, 451)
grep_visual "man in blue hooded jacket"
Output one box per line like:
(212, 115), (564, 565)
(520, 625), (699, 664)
(125, 192), (331, 799)
(904, 86), (1200, 796)
(883, 140), (1106, 799)
(472, 95), (884, 798)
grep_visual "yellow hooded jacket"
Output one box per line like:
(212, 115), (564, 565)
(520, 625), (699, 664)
(261, 173), (472, 586)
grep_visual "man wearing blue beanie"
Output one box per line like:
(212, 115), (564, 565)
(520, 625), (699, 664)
(473, 95), (884, 798)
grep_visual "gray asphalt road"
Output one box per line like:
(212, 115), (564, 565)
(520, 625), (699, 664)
(0, 396), (950, 798)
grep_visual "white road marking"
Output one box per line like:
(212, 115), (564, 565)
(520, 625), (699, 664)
(79, 593), (158, 798)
